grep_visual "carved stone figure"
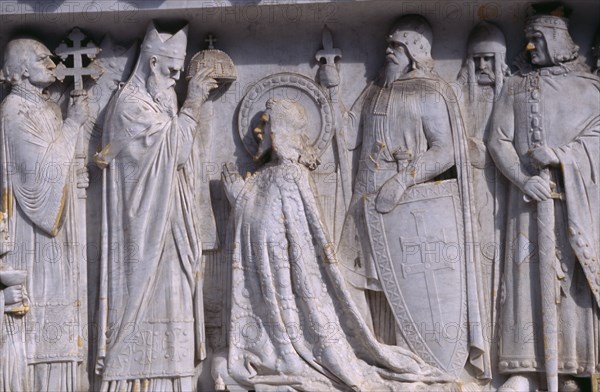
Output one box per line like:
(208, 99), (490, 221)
(0, 37), (89, 391)
(0, 259), (28, 391)
(488, 6), (600, 392)
(224, 97), (453, 391)
(0, 211), (29, 391)
(456, 20), (510, 375)
(335, 15), (490, 379)
(94, 22), (217, 391)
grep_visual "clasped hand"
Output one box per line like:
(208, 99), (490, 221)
(529, 145), (559, 168)
(523, 175), (553, 202)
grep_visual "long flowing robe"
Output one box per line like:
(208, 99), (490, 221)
(228, 160), (454, 391)
(96, 80), (204, 390)
(458, 80), (509, 373)
(489, 66), (600, 376)
(337, 72), (490, 377)
(0, 265), (28, 392)
(0, 90), (83, 391)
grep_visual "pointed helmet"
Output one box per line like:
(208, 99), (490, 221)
(467, 21), (506, 57)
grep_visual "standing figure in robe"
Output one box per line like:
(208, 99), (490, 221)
(456, 21), (510, 377)
(1, 211), (29, 392)
(94, 22), (217, 391)
(335, 15), (490, 380)
(488, 6), (600, 392)
(223, 97), (454, 391)
(0, 37), (89, 391)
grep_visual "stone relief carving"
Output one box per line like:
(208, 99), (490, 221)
(0, 2), (597, 391)
(456, 20), (510, 379)
(0, 37), (90, 391)
(93, 22), (220, 391)
(333, 15), (490, 384)
(224, 96), (452, 391)
(488, 4), (600, 392)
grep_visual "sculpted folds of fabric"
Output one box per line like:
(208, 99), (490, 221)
(0, 2), (598, 392)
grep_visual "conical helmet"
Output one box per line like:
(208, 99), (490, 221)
(467, 21), (506, 56)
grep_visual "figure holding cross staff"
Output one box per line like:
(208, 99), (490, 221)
(0, 33), (92, 390)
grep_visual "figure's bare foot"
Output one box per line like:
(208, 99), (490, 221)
(561, 377), (581, 392)
(214, 374), (226, 391)
(498, 375), (536, 392)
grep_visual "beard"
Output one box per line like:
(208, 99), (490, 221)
(147, 73), (178, 117)
(476, 68), (495, 85)
(381, 61), (405, 88)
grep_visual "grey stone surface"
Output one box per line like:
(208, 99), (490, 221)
(0, 36), (89, 391)
(0, 1), (598, 391)
(489, 6), (599, 392)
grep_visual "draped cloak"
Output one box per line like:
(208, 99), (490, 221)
(458, 81), (509, 372)
(0, 91), (82, 391)
(337, 73), (491, 378)
(489, 67), (600, 376)
(96, 80), (204, 387)
(228, 160), (454, 391)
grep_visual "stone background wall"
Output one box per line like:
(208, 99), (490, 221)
(0, 0), (598, 389)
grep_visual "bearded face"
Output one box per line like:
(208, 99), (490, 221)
(382, 39), (411, 88)
(146, 54), (184, 114)
(472, 53), (495, 86)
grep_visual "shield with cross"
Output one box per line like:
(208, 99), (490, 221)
(364, 179), (469, 376)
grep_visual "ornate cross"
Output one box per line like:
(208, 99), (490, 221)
(54, 27), (103, 92)
(400, 209), (455, 327)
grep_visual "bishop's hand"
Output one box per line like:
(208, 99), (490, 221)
(375, 173), (407, 214)
(221, 164), (245, 206)
(187, 67), (218, 103)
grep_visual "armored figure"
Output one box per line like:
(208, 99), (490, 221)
(336, 15), (490, 379)
(95, 23), (217, 391)
(0, 38), (89, 391)
(489, 6), (600, 392)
